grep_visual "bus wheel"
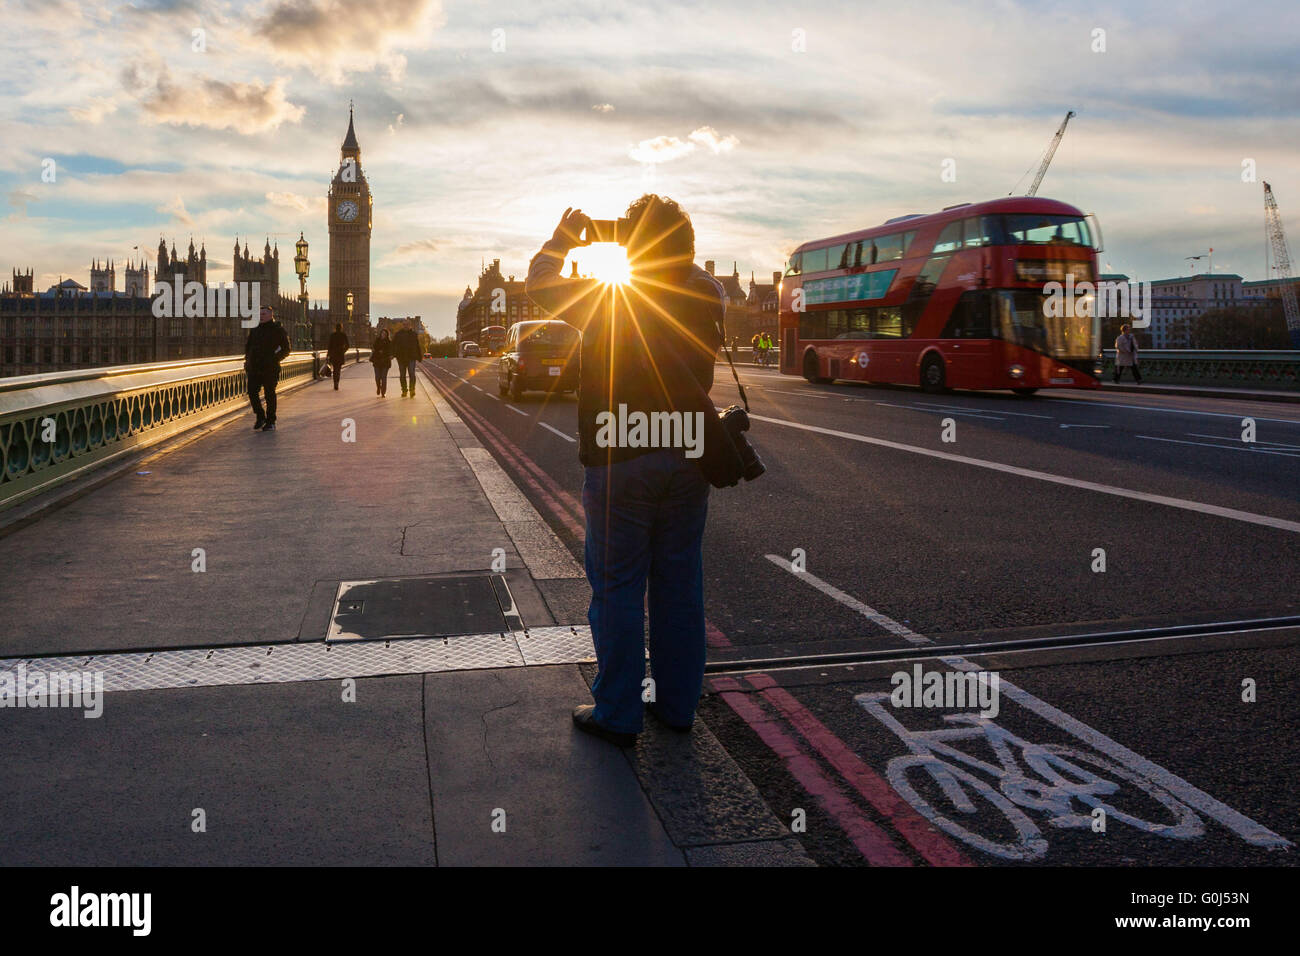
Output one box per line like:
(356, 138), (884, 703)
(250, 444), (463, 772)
(1012, 387), (1038, 397)
(803, 351), (831, 385)
(920, 355), (946, 393)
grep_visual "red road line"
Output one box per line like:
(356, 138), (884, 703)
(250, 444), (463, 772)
(743, 673), (971, 867)
(431, 363), (734, 648)
(712, 676), (913, 866)
(427, 368), (584, 537)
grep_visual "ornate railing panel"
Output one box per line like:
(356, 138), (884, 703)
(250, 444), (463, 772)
(0, 351), (367, 512)
(1101, 349), (1300, 390)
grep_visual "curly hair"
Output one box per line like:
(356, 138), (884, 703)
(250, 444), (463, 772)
(624, 193), (695, 272)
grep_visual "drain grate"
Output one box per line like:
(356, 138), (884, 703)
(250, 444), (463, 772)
(328, 574), (517, 642)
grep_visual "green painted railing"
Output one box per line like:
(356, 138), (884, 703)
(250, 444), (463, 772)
(1101, 349), (1300, 390)
(0, 351), (369, 512)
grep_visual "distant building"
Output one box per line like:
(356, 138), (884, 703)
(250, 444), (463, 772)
(1, 268), (157, 376)
(456, 259), (539, 344)
(233, 237), (280, 304)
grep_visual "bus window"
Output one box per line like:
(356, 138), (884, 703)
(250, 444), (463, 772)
(803, 247), (829, 273)
(784, 253), (802, 277)
(942, 291), (994, 339)
(962, 217), (994, 247)
(873, 307), (903, 339)
(799, 310), (828, 340)
(1001, 214), (1093, 247)
(932, 220), (964, 254)
(874, 233), (903, 261)
(900, 231), (917, 256)
(835, 244), (854, 270)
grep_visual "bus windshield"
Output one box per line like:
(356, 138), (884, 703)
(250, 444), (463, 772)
(992, 290), (1095, 358)
(998, 214), (1093, 248)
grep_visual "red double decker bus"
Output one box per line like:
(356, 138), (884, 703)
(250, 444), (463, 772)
(779, 197), (1105, 394)
(480, 325), (507, 356)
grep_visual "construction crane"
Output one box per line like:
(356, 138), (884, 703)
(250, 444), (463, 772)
(1019, 111), (1075, 197)
(1263, 182), (1300, 347)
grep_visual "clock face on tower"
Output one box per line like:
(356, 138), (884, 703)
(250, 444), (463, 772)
(336, 200), (359, 222)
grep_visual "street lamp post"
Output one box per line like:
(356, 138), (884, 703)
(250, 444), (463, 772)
(346, 291), (354, 351)
(293, 233), (311, 351)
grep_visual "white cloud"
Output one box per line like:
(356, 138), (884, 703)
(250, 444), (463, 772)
(592, 103), (615, 113)
(252, 0), (444, 84)
(688, 126), (739, 154)
(628, 134), (695, 164)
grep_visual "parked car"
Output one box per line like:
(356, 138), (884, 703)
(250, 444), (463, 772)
(460, 341), (481, 357)
(498, 320), (579, 400)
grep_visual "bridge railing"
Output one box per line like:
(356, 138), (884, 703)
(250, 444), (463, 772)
(0, 350), (370, 512)
(1101, 349), (1299, 390)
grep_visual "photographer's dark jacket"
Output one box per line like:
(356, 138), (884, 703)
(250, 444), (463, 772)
(526, 239), (725, 466)
(244, 320), (291, 374)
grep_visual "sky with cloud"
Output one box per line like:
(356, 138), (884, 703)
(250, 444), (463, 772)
(1, 0), (1298, 336)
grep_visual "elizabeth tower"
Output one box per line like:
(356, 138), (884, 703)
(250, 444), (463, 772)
(328, 106), (372, 344)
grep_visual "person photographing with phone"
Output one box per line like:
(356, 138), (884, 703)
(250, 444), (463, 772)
(526, 195), (735, 747)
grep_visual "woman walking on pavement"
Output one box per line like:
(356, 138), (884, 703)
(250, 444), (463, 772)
(371, 328), (393, 397)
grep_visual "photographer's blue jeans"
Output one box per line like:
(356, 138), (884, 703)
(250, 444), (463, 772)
(583, 449), (710, 734)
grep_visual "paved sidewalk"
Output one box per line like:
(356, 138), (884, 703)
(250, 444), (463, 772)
(0, 361), (809, 866)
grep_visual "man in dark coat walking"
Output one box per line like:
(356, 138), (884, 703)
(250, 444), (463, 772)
(326, 323), (350, 390)
(391, 320), (421, 397)
(245, 306), (292, 430)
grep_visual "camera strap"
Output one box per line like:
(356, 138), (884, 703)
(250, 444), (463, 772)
(718, 319), (749, 412)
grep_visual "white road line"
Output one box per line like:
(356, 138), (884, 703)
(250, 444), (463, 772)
(505, 404), (529, 417)
(485, 393), (500, 401)
(764, 556), (929, 644)
(764, 554), (1292, 850)
(471, 384), (483, 391)
(1059, 424), (1110, 429)
(1187, 433), (1300, 450)
(1046, 396), (1300, 427)
(875, 401), (1005, 421)
(539, 421), (576, 442)
(747, 411), (1300, 534)
(912, 401), (1054, 420)
(1136, 434), (1300, 458)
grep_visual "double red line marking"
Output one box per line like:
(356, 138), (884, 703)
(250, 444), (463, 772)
(711, 672), (970, 866)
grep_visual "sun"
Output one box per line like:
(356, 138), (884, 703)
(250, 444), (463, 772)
(573, 242), (631, 285)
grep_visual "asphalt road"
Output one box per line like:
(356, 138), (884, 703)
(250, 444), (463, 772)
(423, 355), (1300, 866)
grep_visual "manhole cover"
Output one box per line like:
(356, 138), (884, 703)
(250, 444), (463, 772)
(328, 574), (518, 642)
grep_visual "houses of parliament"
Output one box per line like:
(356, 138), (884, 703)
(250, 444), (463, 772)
(0, 109), (373, 377)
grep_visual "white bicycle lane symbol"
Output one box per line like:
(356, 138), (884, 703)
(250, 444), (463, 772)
(855, 691), (1204, 861)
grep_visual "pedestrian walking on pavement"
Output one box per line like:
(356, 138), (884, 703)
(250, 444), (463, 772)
(391, 320), (422, 397)
(371, 328), (393, 397)
(245, 306), (291, 431)
(526, 195), (725, 748)
(1114, 324), (1143, 384)
(326, 323), (350, 390)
